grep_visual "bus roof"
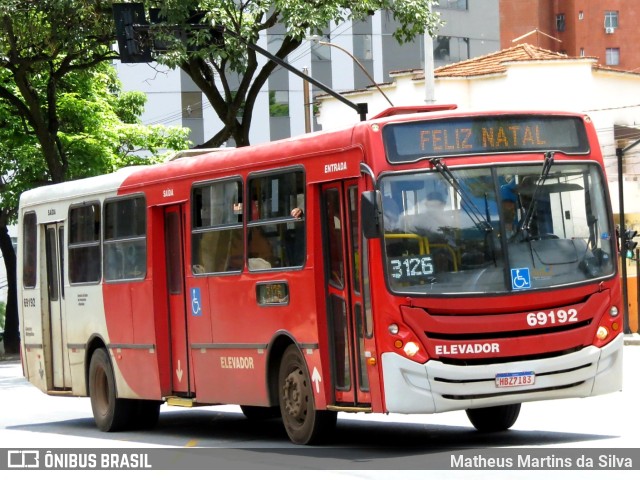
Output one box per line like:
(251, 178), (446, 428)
(19, 166), (147, 208)
(119, 126), (360, 190)
(18, 107), (596, 207)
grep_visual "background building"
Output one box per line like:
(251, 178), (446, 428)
(501, 0), (640, 71)
(116, 2), (500, 147)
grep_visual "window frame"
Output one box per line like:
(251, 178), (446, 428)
(433, 35), (470, 63)
(22, 211), (38, 289)
(246, 167), (306, 272)
(103, 195), (147, 283)
(190, 176), (244, 275)
(604, 11), (619, 29)
(605, 47), (620, 66)
(68, 201), (102, 285)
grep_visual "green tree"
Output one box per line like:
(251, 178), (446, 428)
(0, 0), (191, 354)
(0, 301), (5, 331)
(145, 0), (442, 147)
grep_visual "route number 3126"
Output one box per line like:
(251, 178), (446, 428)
(526, 308), (578, 327)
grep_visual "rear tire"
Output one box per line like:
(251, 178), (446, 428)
(278, 345), (336, 444)
(466, 403), (521, 432)
(88, 348), (133, 432)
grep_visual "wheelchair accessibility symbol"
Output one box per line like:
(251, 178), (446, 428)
(191, 288), (202, 316)
(511, 268), (531, 290)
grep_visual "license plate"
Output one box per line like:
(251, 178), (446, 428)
(495, 371), (535, 388)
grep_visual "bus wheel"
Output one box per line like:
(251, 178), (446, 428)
(240, 405), (281, 421)
(278, 345), (336, 445)
(465, 403), (521, 433)
(89, 348), (133, 432)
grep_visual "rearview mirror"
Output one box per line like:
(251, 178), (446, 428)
(361, 190), (382, 239)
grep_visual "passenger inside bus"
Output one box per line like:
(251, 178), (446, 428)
(285, 207), (305, 266)
(248, 226), (275, 269)
(192, 188), (244, 273)
(247, 173), (306, 270)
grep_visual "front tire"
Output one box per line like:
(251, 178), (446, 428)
(466, 403), (521, 432)
(278, 345), (336, 444)
(88, 348), (133, 432)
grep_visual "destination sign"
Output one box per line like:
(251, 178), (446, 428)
(383, 115), (590, 163)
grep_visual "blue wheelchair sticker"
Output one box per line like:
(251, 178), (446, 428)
(191, 288), (202, 316)
(511, 268), (531, 290)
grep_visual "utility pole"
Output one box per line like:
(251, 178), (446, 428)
(424, 33), (435, 104)
(302, 67), (311, 133)
(423, 1), (435, 105)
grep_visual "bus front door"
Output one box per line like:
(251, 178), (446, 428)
(322, 182), (372, 407)
(164, 205), (193, 396)
(44, 222), (71, 389)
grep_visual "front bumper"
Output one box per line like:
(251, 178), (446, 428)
(381, 333), (623, 414)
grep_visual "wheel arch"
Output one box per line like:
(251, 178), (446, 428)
(265, 330), (298, 406)
(84, 335), (109, 397)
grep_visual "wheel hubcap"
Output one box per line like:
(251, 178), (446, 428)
(283, 368), (307, 422)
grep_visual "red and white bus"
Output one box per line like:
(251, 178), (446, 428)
(18, 105), (623, 444)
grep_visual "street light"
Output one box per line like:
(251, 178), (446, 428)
(309, 36), (394, 107)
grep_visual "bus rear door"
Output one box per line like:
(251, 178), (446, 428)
(44, 222), (71, 389)
(163, 204), (194, 396)
(321, 181), (372, 408)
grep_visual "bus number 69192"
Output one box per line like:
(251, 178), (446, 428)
(526, 308), (578, 327)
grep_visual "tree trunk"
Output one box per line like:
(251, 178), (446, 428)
(0, 222), (19, 355)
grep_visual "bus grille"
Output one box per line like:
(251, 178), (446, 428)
(441, 381), (586, 400)
(431, 346), (588, 366)
(425, 319), (591, 340)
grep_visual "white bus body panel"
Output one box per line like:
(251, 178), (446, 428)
(381, 333), (623, 414)
(18, 168), (144, 397)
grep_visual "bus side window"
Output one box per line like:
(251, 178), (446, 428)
(247, 170), (305, 271)
(69, 203), (101, 284)
(22, 211), (38, 288)
(104, 196), (147, 282)
(191, 178), (243, 274)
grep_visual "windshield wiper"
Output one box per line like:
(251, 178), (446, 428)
(429, 157), (493, 233)
(513, 151), (555, 241)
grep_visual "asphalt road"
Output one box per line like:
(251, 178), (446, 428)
(1, 338), (639, 479)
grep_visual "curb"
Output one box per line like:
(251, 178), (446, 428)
(0, 354), (20, 364)
(624, 333), (640, 346)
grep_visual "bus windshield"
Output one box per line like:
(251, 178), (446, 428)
(380, 162), (615, 295)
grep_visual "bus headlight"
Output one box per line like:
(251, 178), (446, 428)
(388, 323), (399, 335)
(596, 326), (609, 341)
(403, 342), (420, 357)
(609, 306), (619, 317)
